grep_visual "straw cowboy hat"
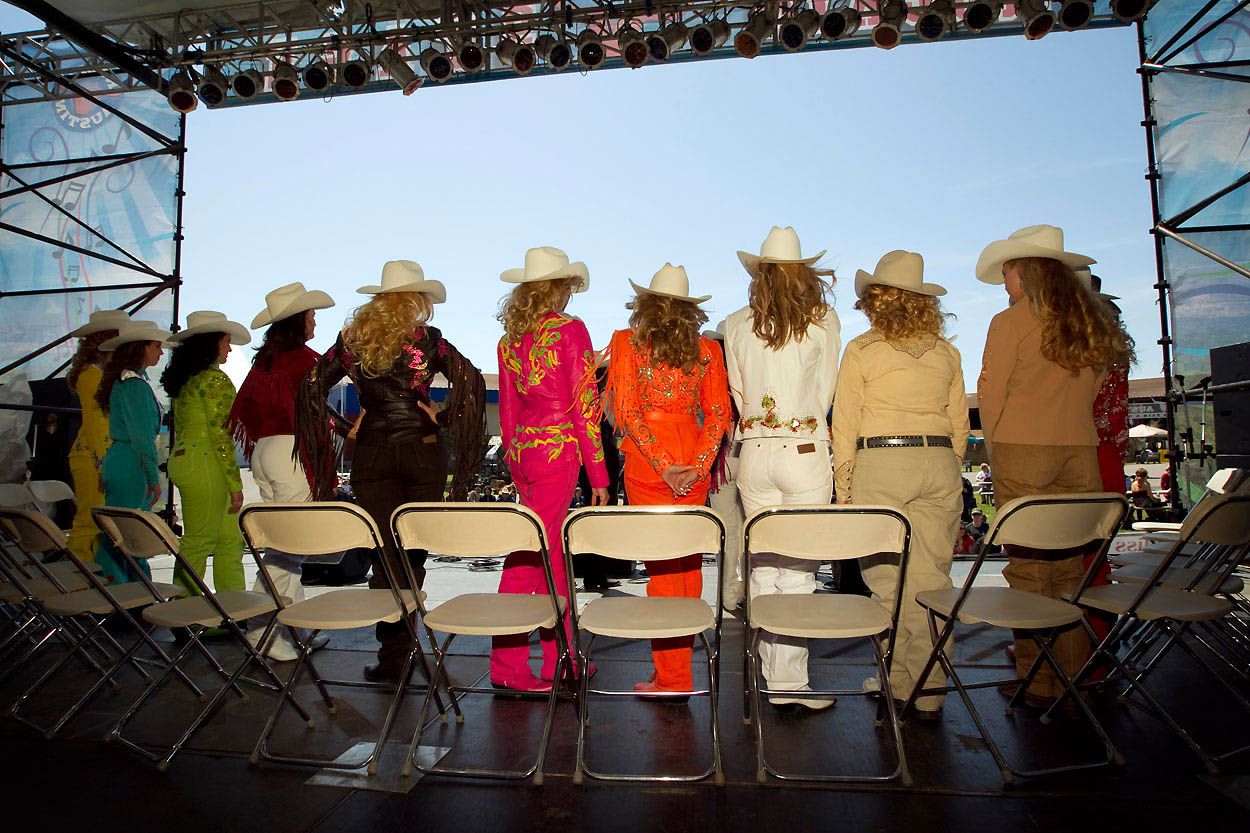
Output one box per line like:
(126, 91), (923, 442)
(99, 319), (173, 351)
(630, 263), (711, 304)
(1075, 268), (1120, 302)
(250, 281), (336, 329)
(854, 250), (946, 299)
(167, 310), (252, 346)
(975, 224), (1095, 285)
(500, 246), (589, 292)
(356, 260), (447, 303)
(737, 226), (826, 276)
(69, 309), (131, 337)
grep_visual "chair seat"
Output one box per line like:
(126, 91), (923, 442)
(1111, 563), (1244, 595)
(1069, 583), (1233, 622)
(17, 559), (104, 577)
(424, 593), (562, 636)
(43, 581), (184, 616)
(1131, 521), (1181, 533)
(276, 588), (422, 630)
(2, 573), (93, 603)
(143, 590), (281, 628)
(579, 596), (714, 639)
(750, 593), (890, 639)
(917, 586), (1083, 629)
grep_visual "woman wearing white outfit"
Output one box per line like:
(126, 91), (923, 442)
(724, 226), (840, 710)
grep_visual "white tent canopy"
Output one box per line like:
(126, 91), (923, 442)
(1129, 424), (1168, 439)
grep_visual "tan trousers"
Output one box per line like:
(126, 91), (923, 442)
(991, 442), (1101, 699)
(853, 446), (961, 711)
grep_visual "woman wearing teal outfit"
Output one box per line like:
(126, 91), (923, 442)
(95, 319), (171, 584)
(162, 311), (251, 595)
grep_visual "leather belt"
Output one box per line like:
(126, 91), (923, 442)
(856, 435), (953, 449)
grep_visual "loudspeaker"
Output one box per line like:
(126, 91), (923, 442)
(1211, 340), (1250, 469)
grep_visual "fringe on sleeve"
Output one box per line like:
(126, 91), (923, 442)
(440, 347), (487, 501)
(293, 352), (345, 500)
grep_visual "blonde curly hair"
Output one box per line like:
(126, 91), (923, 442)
(343, 291), (434, 377)
(855, 285), (952, 341)
(748, 261), (833, 350)
(497, 277), (580, 343)
(628, 293), (708, 372)
(67, 330), (116, 390)
(1009, 257), (1133, 372)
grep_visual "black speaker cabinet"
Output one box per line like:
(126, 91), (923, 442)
(1211, 341), (1250, 469)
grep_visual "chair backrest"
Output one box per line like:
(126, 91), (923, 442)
(0, 506), (68, 554)
(238, 501), (383, 556)
(988, 493), (1128, 550)
(563, 506), (724, 563)
(26, 480), (75, 504)
(1176, 492), (1250, 547)
(93, 506), (179, 559)
(392, 502), (545, 557)
(0, 483), (35, 509)
(743, 504), (909, 562)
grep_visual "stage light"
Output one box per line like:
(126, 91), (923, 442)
(619, 25), (648, 68)
(1110, 0), (1154, 22)
(497, 38), (537, 75)
(167, 71), (197, 112)
(1017, 0), (1055, 39)
(272, 60), (300, 101)
(339, 58), (369, 88)
(647, 21), (688, 62)
(872, 1), (908, 50)
(734, 13), (773, 59)
(230, 68), (263, 98)
(576, 30), (605, 68)
(458, 42), (485, 73)
(378, 47), (422, 94)
(420, 46), (454, 82)
(962, 0), (1002, 33)
(302, 60), (332, 92)
(915, 1), (955, 42)
(820, 6), (862, 40)
(779, 10), (819, 52)
(1058, 0), (1094, 30)
(535, 35), (572, 70)
(197, 66), (228, 107)
(690, 19), (730, 55)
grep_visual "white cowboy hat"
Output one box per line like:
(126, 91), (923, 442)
(167, 310), (252, 346)
(854, 250), (946, 299)
(500, 246), (590, 292)
(356, 260), (447, 303)
(629, 263), (711, 305)
(251, 281), (336, 329)
(1074, 268), (1120, 302)
(99, 319), (173, 351)
(69, 309), (131, 337)
(975, 224), (1096, 285)
(737, 226), (826, 275)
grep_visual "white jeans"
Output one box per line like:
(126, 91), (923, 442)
(708, 453), (744, 607)
(736, 438), (833, 691)
(247, 435), (310, 657)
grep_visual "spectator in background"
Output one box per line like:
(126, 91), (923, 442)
(960, 477), (976, 523)
(966, 509), (990, 544)
(974, 462), (992, 499)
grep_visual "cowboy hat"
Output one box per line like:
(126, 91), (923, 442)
(69, 309), (131, 337)
(356, 260), (447, 303)
(251, 281), (336, 329)
(737, 226), (826, 276)
(1074, 268), (1120, 302)
(629, 263), (711, 305)
(854, 250), (946, 299)
(167, 310), (252, 346)
(975, 224), (1095, 285)
(500, 246), (589, 292)
(99, 319), (173, 351)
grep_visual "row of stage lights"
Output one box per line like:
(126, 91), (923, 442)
(166, 0), (1157, 111)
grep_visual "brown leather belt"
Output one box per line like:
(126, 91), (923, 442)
(856, 435), (953, 449)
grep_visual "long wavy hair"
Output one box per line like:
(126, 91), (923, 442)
(627, 293), (708, 372)
(497, 277), (580, 343)
(96, 341), (150, 412)
(253, 313), (308, 372)
(748, 261), (833, 350)
(856, 285), (953, 341)
(1009, 257), (1134, 372)
(67, 330), (116, 390)
(343, 291), (434, 377)
(160, 332), (222, 400)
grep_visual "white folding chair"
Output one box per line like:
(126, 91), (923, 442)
(562, 505), (725, 785)
(392, 502), (565, 784)
(742, 505), (912, 785)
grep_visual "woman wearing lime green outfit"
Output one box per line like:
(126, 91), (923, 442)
(162, 311), (251, 595)
(65, 310), (130, 563)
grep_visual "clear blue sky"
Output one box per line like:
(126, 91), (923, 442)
(2, 6), (1158, 390)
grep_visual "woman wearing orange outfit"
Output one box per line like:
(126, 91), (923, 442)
(606, 264), (730, 696)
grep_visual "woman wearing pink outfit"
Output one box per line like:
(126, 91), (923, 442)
(491, 246), (609, 693)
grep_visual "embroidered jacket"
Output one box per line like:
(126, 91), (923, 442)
(172, 368), (243, 493)
(108, 370), (163, 489)
(71, 364), (110, 466)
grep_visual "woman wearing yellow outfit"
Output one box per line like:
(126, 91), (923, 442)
(65, 310), (130, 563)
(161, 311), (251, 594)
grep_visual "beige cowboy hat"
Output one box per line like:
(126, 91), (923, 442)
(737, 226), (826, 275)
(99, 319), (173, 351)
(251, 281), (336, 329)
(167, 310), (252, 346)
(69, 309), (131, 337)
(854, 250), (946, 299)
(500, 246), (590, 292)
(975, 224), (1096, 285)
(1074, 268), (1120, 302)
(629, 263), (711, 304)
(356, 260), (447, 303)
